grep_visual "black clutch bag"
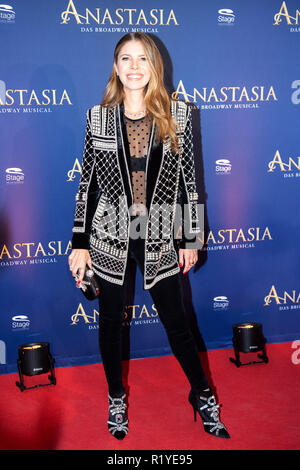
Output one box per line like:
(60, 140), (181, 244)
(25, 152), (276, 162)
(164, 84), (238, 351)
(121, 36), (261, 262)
(75, 266), (100, 300)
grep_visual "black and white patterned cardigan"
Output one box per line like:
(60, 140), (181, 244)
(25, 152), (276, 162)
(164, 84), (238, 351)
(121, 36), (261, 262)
(71, 100), (201, 290)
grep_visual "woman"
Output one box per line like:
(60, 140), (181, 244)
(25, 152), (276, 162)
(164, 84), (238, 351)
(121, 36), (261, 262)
(68, 33), (229, 441)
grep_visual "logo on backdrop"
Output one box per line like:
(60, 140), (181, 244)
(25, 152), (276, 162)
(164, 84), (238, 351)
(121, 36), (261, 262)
(0, 240), (71, 268)
(172, 81), (278, 111)
(215, 159), (231, 176)
(70, 302), (159, 329)
(67, 159), (82, 182)
(273, 1), (300, 32)
(202, 226), (272, 252)
(11, 315), (30, 331)
(291, 80), (300, 104)
(0, 4), (15, 23)
(60, 0), (179, 33)
(70, 303), (99, 329)
(5, 168), (25, 184)
(217, 9), (235, 26)
(268, 150), (300, 178)
(124, 304), (159, 326)
(0, 340), (6, 365)
(0, 80), (72, 114)
(213, 296), (229, 311)
(264, 285), (300, 311)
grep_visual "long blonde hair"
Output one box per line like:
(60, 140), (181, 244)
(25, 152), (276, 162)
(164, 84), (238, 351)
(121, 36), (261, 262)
(101, 33), (181, 153)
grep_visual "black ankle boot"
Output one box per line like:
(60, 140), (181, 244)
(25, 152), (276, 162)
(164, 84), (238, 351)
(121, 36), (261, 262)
(107, 393), (129, 440)
(188, 389), (230, 439)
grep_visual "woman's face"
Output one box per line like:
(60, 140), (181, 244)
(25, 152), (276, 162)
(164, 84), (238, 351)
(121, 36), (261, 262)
(114, 40), (152, 94)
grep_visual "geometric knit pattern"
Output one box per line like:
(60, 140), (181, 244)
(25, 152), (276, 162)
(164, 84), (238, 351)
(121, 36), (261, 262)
(72, 100), (200, 290)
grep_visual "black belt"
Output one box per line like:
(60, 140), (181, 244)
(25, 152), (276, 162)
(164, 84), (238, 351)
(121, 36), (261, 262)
(130, 155), (147, 172)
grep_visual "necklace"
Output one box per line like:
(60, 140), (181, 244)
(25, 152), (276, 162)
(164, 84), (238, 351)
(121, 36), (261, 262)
(124, 108), (147, 118)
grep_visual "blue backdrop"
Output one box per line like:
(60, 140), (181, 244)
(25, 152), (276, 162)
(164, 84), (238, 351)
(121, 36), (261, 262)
(1, 0), (300, 373)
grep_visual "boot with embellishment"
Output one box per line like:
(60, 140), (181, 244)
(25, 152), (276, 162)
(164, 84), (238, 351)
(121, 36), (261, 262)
(188, 388), (230, 439)
(107, 393), (129, 440)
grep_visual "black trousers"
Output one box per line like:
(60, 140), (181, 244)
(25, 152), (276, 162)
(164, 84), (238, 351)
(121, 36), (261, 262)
(95, 233), (209, 397)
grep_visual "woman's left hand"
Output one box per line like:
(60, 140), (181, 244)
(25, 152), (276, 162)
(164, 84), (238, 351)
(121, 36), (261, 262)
(179, 249), (198, 275)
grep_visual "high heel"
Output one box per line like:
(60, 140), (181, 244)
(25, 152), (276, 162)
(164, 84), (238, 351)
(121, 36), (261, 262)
(188, 389), (230, 439)
(107, 393), (129, 440)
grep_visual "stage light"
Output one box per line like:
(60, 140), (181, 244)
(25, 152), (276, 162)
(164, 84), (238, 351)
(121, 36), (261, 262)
(16, 342), (56, 391)
(229, 322), (268, 367)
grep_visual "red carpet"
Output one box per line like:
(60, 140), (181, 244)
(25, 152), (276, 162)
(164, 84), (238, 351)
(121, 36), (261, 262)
(0, 341), (299, 450)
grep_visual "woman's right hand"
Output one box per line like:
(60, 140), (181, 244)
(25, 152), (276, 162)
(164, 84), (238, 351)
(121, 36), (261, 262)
(68, 249), (92, 283)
